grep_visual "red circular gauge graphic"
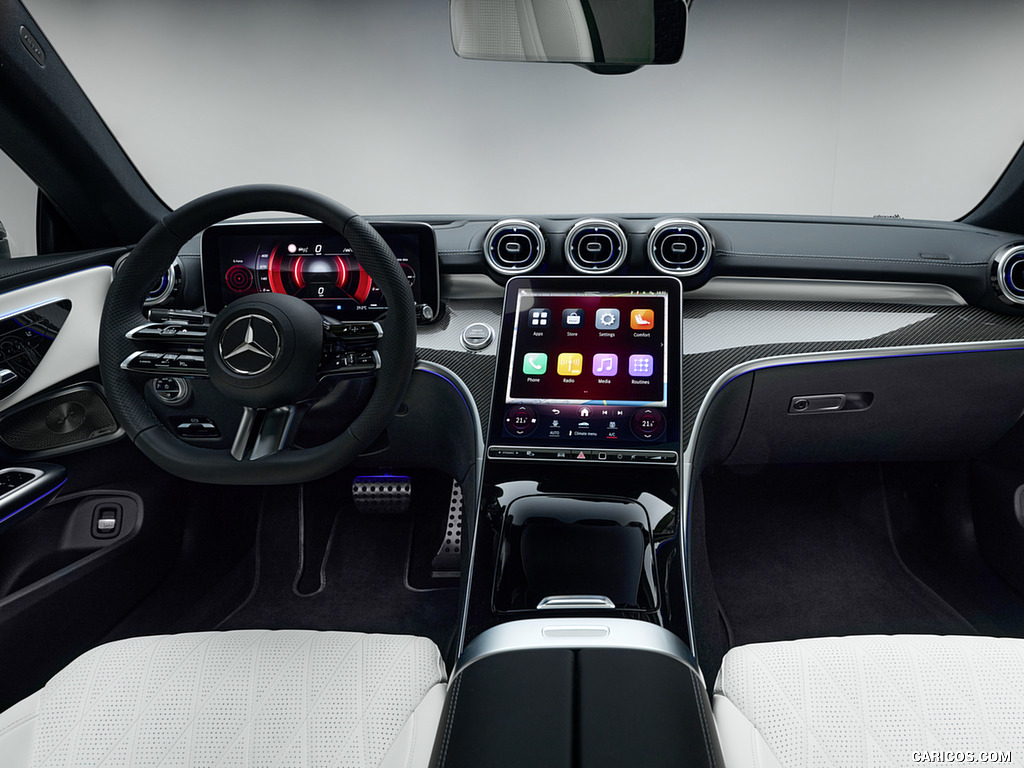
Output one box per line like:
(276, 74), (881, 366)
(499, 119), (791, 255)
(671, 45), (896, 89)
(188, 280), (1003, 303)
(225, 264), (255, 293)
(266, 244), (370, 302)
(354, 266), (373, 303)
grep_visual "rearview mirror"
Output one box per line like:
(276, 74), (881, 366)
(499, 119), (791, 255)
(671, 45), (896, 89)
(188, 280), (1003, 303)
(450, 0), (687, 72)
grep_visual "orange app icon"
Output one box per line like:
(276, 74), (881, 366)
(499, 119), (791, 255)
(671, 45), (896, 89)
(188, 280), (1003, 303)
(630, 309), (655, 330)
(556, 352), (584, 376)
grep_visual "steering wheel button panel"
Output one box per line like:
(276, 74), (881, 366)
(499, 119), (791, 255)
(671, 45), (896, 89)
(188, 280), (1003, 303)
(154, 377), (190, 406)
(122, 350), (207, 375)
(333, 321), (382, 342)
(127, 322), (209, 344)
(320, 348), (381, 375)
(174, 418), (221, 439)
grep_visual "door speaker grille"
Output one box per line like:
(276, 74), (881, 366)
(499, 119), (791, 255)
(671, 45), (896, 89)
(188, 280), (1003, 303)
(0, 385), (120, 454)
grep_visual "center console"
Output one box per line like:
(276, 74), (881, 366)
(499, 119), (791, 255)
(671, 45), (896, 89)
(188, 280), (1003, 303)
(434, 277), (719, 767)
(462, 275), (686, 643)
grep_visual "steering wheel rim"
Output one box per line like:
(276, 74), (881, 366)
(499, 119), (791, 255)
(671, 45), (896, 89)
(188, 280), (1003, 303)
(99, 185), (417, 485)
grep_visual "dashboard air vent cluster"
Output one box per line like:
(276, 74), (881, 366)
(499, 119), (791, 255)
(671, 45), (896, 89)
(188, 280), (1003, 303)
(647, 218), (713, 276)
(485, 219), (546, 275)
(565, 219), (628, 274)
(991, 245), (1024, 306)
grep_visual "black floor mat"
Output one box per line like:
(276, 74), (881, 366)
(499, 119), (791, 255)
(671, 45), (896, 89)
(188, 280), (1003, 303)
(885, 462), (1024, 637)
(703, 464), (976, 650)
(217, 476), (459, 656)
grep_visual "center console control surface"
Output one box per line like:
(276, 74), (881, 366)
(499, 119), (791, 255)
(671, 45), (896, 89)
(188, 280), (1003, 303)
(493, 494), (657, 613)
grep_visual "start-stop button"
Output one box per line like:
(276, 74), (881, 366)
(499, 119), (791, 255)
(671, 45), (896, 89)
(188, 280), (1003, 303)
(461, 322), (494, 351)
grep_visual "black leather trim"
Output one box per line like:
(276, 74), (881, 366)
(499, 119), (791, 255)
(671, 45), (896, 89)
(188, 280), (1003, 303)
(431, 649), (575, 768)
(576, 648), (723, 768)
(432, 647), (723, 768)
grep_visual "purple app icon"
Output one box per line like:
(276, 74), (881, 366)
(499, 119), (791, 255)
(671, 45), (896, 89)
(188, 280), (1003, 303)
(592, 353), (618, 377)
(628, 354), (654, 377)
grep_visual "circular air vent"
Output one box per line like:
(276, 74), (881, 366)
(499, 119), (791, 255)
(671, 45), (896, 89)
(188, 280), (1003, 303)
(115, 254), (182, 307)
(565, 219), (628, 274)
(484, 220), (546, 275)
(991, 244), (1024, 306)
(647, 218), (714, 276)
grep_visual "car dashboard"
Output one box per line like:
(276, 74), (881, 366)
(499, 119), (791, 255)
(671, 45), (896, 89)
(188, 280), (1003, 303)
(123, 209), (1024, 654)
(143, 210), (1024, 460)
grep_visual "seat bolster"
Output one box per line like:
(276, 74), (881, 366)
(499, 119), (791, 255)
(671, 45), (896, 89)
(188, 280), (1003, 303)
(379, 683), (447, 768)
(712, 694), (785, 768)
(0, 690), (41, 767)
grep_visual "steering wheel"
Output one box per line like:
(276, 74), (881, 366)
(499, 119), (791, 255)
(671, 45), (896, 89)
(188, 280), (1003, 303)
(99, 186), (417, 485)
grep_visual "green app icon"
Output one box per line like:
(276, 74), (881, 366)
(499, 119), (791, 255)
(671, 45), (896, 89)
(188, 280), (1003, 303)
(523, 352), (548, 375)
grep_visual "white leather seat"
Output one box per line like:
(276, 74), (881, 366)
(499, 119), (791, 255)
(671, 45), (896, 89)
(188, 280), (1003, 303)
(0, 630), (447, 767)
(713, 635), (1024, 768)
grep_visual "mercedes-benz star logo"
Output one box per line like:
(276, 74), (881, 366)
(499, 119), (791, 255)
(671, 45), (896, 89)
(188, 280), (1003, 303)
(218, 315), (281, 376)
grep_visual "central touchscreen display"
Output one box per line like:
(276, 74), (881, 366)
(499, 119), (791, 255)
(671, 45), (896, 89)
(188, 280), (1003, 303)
(507, 291), (668, 406)
(492, 276), (681, 451)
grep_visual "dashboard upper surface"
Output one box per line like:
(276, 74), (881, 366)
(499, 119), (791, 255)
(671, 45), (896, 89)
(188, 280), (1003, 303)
(165, 212), (1024, 316)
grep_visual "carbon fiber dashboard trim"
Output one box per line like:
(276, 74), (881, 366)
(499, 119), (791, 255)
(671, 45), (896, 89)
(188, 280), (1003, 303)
(416, 299), (502, 351)
(416, 348), (496, 428)
(679, 300), (1024, 445)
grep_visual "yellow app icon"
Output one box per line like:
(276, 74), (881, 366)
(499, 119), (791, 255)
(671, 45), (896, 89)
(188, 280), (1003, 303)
(557, 352), (583, 376)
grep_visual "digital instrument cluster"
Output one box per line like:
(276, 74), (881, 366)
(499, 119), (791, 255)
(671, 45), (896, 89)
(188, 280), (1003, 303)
(201, 221), (439, 319)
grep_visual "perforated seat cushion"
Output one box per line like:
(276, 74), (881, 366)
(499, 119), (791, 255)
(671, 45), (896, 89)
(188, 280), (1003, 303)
(0, 629), (447, 768)
(713, 635), (1024, 768)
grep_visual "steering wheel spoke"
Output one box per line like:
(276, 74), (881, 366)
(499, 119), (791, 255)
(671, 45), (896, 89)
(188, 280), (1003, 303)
(231, 406), (301, 461)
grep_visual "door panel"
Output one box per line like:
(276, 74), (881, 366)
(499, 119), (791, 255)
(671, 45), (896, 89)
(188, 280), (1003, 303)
(0, 266), (111, 410)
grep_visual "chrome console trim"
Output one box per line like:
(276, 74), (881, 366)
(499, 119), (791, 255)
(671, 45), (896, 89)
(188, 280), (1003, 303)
(455, 618), (699, 679)
(537, 595), (616, 610)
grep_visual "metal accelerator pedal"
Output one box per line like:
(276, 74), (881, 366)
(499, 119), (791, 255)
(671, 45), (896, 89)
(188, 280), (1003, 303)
(430, 480), (462, 578)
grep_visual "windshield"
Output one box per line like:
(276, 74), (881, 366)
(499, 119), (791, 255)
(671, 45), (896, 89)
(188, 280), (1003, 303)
(26, 0), (1024, 221)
